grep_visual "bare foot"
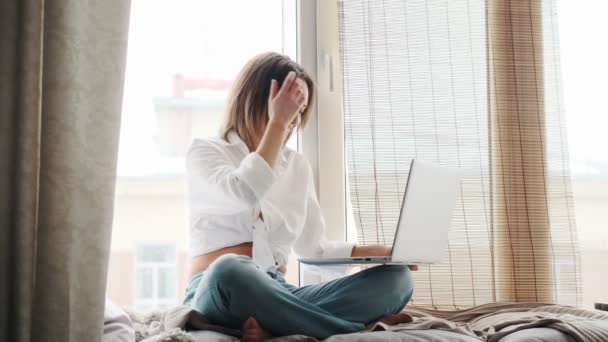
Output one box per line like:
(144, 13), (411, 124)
(242, 317), (273, 342)
(365, 313), (414, 330)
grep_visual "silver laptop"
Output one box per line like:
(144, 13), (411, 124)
(299, 159), (463, 266)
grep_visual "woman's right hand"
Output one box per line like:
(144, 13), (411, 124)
(267, 71), (307, 130)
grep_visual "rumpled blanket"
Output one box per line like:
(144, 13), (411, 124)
(127, 306), (241, 341)
(127, 303), (608, 342)
(104, 298), (136, 342)
(402, 302), (608, 342)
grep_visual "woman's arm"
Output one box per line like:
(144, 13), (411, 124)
(292, 160), (418, 271)
(293, 162), (355, 260)
(256, 121), (290, 168)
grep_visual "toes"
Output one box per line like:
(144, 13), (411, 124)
(243, 317), (257, 329)
(241, 317), (272, 342)
(379, 313), (414, 325)
(399, 313), (414, 323)
(389, 313), (413, 324)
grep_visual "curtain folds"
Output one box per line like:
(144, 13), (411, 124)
(488, 0), (580, 305)
(339, 0), (580, 309)
(0, 0), (131, 340)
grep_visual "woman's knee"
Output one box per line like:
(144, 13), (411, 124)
(205, 253), (253, 286)
(191, 254), (256, 326)
(370, 265), (414, 308)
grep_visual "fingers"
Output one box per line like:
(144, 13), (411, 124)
(269, 79), (278, 98)
(269, 71), (307, 127)
(408, 265), (419, 271)
(277, 71), (295, 96)
(243, 317), (256, 329)
(277, 71), (307, 107)
(284, 71), (297, 93)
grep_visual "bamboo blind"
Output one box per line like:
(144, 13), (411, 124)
(339, 0), (581, 309)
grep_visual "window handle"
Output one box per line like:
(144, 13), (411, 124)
(324, 53), (335, 92)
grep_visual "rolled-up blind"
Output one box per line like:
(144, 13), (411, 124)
(339, 0), (580, 309)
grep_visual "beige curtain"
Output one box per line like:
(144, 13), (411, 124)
(0, 0), (130, 341)
(488, 0), (580, 304)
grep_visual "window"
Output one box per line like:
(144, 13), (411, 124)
(134, 244), (178, 311)
(558, 0), (608, 308)
(336, 0), (583, 308)
(106, 0), (298, 310)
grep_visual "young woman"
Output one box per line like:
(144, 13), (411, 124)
(184, 52), (416, 341)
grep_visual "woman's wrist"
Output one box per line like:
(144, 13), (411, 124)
(263, 120), (291, 146)
(255, 120), (290, 168)
(267, 117), (291, 132)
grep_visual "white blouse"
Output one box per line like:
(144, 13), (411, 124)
(186, 131), (354, 272)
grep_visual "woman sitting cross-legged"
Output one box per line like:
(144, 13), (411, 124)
(183, 52), (416, 342)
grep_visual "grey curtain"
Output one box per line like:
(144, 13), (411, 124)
(0, 0), (131, 341)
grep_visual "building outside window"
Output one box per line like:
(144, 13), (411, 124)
(106, 0), (297, 310)
(134, 243), (178, 311)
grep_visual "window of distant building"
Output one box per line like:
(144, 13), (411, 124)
(134, 243), (178, 311)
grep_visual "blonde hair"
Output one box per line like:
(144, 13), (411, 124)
(220, 52), (315, 151)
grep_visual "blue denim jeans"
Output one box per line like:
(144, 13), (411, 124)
(183, 254), (414, 339)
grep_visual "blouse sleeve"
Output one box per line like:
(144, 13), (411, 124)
(186, 140), (277, 215)
(293, 163), (355, 259)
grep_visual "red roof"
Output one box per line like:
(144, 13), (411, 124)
(173, 74), (232, 96)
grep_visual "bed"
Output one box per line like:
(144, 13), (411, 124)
(109, 302), (608, 342)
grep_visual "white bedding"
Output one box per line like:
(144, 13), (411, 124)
(125, 303), (607, 342)
(103, 298), (135, 342)
(498, 328), (574, 342)
(143, 328), (572, 342)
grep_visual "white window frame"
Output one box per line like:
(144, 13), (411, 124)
(297, 0), (348, 243)
(133, 242), (178, 310)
